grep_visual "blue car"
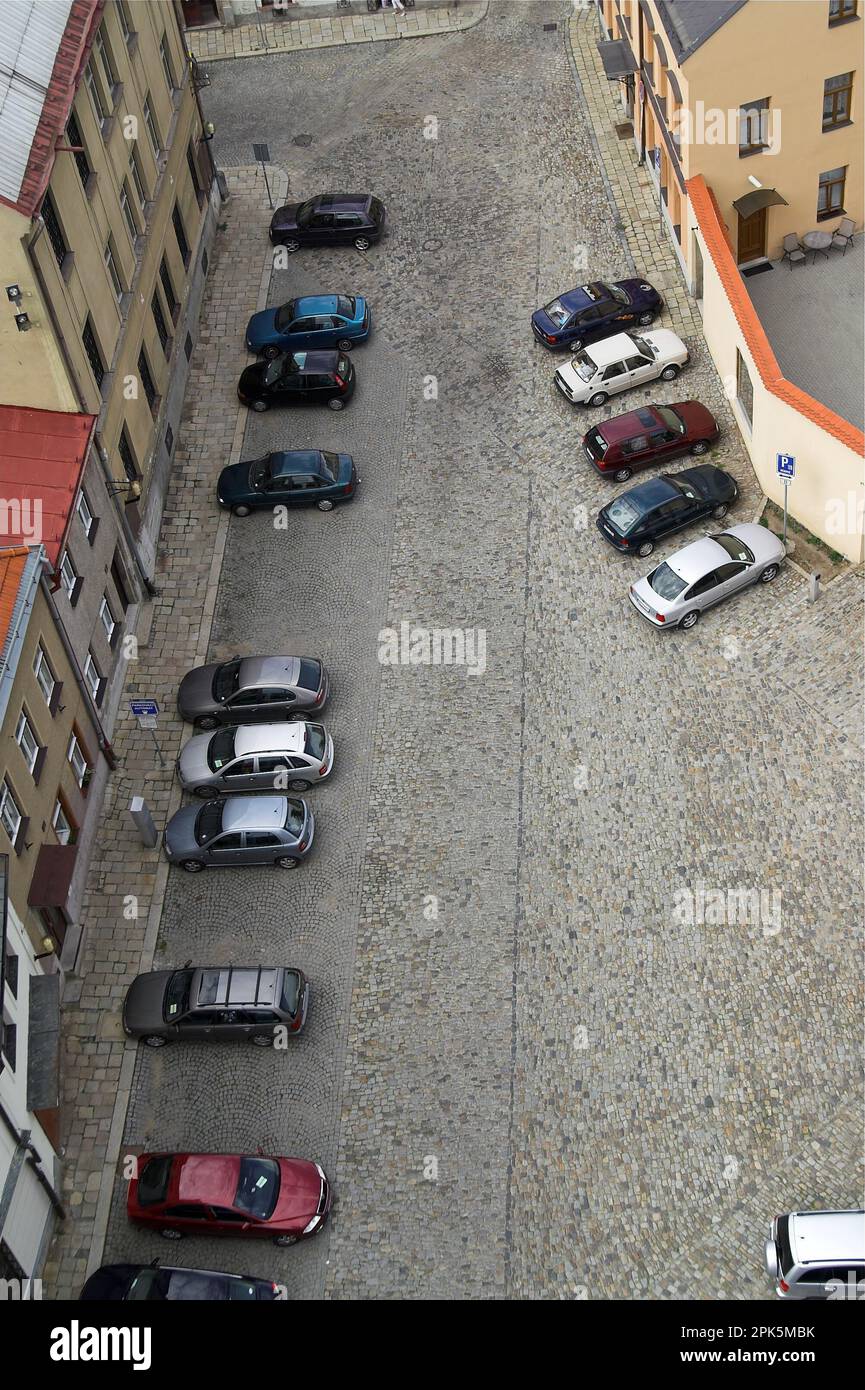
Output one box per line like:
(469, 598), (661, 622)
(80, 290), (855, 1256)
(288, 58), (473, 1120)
(531, 279), (662, 350)
(245, 294), (370, 358)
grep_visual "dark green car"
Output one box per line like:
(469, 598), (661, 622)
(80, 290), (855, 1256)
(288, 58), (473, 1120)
(217, 450), (358, 515)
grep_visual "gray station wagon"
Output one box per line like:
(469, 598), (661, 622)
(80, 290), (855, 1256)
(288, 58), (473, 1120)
(163, 795), (314, 872)
(123, 965), (310, 1048)
(177, 656), (329, 729)
(765, 1209), (865, 1299)
(177, 722), (333, 797)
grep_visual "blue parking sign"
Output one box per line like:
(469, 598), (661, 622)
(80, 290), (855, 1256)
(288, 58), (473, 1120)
(777, 453), (795, 479)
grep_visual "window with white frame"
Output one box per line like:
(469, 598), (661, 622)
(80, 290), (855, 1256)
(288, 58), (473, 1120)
(34, 644), (57, 704)
(129, 144), (148, 207)
(94, 27), (118, 96)
(143, 94), (161, 155)
(160, 34), (176, 92)
(67, 733), (89, 787)
(84, 58), (109, 123)
(104, 236), (124, 300)
(53, 798), (74, 846)
(120, 180), (138, 242)
(83, 650), (101, 701)
(117, 0), (132, 39)
(59, 549), (78, 599)
(0, 779), (23, 842)
(15, 712), (40, 774)
(77, 489), (95, 537)
(99, 595), (117, 643)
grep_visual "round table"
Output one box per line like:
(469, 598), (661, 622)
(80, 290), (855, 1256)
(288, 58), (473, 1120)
(802, 230), (832, 263)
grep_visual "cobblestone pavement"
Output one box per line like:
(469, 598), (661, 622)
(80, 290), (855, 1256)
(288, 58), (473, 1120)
(50, 1), (861, 1300)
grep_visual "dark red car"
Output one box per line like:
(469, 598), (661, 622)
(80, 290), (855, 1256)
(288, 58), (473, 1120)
(128, 1152), (331, 1246)
(582, 401), (720, 482)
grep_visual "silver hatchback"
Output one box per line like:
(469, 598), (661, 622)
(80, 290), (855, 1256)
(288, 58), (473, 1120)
(163, 795), (314, 872)
(765, 1210), (865, 1299)
(629, 522), (785, 630)
(177, 722), (333, 797)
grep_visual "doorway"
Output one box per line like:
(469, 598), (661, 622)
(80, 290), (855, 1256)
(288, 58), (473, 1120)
(737, 207), (767, 263)
(181, 0), (219, 28)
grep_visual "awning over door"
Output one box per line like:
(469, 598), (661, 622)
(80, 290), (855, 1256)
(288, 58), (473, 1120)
(597, 39), (637, 79)
(732, 188), (788, 219)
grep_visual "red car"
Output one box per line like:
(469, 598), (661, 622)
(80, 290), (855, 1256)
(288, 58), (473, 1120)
(128, 1152), (331, 1245)
(582, 401), (720, 482)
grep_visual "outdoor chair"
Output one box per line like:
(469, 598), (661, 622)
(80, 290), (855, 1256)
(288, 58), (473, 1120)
(781, 234), (805, 270)
(831, 217), (855, 255)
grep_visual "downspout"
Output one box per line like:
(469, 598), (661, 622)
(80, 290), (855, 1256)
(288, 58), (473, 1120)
(637, 5), (646, 165)
(23, 220), (157, 598)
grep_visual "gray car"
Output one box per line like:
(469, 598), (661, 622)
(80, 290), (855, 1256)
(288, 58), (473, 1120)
(765, 1210), (865, 1299)
(123, 965), (310, 1048)
(163, 795), (314, 872)
(177, 655), (329, 729)
(177, 722), (334, 797)
(628, 522), (785, 630)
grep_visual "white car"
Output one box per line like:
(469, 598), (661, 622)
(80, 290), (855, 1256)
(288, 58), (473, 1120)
(554, 329), (689, 407)
(628, 522), (786, 630)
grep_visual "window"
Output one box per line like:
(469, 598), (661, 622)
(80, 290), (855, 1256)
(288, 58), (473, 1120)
(138, 347), (158, 412)
(15, 712), (39, 775)
(1, 1012), (16, 1072)
(118, 425), (139, 482)
(736, 349), (754, 426)
(829, 0), (858, 22)
(120, 180), (139, 243)
(59, 549), (78, 599)
(823, 72), (853, 128)
(83, 650), (102, 703)
(0, 780), (23, 843)
(143, 94), (161, 155)
(739, 97), (769, 153)
(128, 144), (148, 207)
(82, 316), (105, 388)
(41, 192), (67, 268)
(84, 58), (109, 123)
(68, 733), (89, 787)
(34, 645), (57, 705)
(66, 110), (91, 186)
(172, 203), (190, 266)
(187, 143), (203, 202)
(94, 27), (118, 96)
(117, 0), (132, 39)
(77, 489), (96, 541)
(160, 34), (177, 92)
(4, 947), (18, 999)
(159, 256), (179, 319)
(99, 595), (118, 644)
(53, 798), (75, 846)
(818, 165), (847, 216)
(104, 236), (124, 300)
(152, 292), (170, 354)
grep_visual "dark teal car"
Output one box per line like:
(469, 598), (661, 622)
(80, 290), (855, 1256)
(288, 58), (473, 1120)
(217, 451), (359, 515)
(245, 295), (370, 359)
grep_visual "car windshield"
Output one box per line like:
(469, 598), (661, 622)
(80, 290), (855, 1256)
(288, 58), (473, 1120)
(573, 354), (597, 382)
(630, 334), (655, 358)
(263, 358), (285, 387)
(610, 284), (629, 306)
(304, 724), (326, 760)
(249, 456), (272, 489)
(605, 496), (643, 534)
(213, 659), (241, 701)
(369, 197), (385, 223)
(296, 199), (314, 225)
(584, 429), (606, 459)
(207, 727), (237, 771)
(280, 970), (301, 1017)
(164, 969), (193, 1021)
(712, 533), (754, 563)
(274, 301), (298, 330)
(648, 561), (688, 600)
(285, 799), (305, 836)
(319, 453), (338, 481)
(672, 478), (699, 500)
(298, 659), (320, 693)
(336, 296), (354, 318)
(657, 405), (685, 434)
(544, 298), (570, 327)
(137, 1155), (173, 1206)
(195, 802), (224, 846)
(234, 1157), (280, 1219)
(126, 1269), (161, 1301)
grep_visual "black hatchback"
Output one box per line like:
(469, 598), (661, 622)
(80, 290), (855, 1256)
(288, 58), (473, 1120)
(596, 465), (739, 558)
(269, 193), (385, 252)
(237, 350), (355, 412)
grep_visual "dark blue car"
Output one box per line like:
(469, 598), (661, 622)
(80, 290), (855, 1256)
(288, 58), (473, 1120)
(531, 279), (662, 350)
(245, 294), (370, 358)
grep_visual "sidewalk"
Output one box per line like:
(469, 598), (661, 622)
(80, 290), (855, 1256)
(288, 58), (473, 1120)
(42, 165), (288, 1299)
(187, 1), (487, 63)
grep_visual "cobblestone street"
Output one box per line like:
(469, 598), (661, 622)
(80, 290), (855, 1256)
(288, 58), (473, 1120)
(50, 0), (861, 1300)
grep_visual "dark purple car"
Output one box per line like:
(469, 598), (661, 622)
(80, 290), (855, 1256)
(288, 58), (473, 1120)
(531, 278), (663, 350)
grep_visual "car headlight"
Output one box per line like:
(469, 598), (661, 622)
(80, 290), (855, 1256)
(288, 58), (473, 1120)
(302, 1215), (321, 1236)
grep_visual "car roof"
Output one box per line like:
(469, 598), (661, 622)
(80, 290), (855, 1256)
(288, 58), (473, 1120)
(237, 656), (301, 690)
(221, 796), (288, 833)
(193, 966), (281, 1010)
(177, 1153), (240, 1206)
(663, 534), (730, 582)
(790, 1211), (865, 1264)
(622, 477), (679, 511)
(269, 452), (323, 478)
(293, 295), (341, 315)
(317, 193), (371, 212)
(596, 405), (662, 442)
(233, 723), (307, 756)
(584, 332), (640, 366)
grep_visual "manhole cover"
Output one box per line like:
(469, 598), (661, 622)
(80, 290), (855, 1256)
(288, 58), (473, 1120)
(292, 133), (314, 147)
(543, 23), (557, 31)
(422, 237), (443, 252)
(615, 121), (634, 139)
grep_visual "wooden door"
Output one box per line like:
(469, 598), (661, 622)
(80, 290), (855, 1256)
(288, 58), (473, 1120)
(737, 208), (767, 263)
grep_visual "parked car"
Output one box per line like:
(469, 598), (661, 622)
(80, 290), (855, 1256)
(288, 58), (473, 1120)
(245, 295), (370, 358)
(178, 722), (333, 796)
(237, 351), (355, 412)
(628, 522), (785, 630)
(765, 1210), (865, 1299)
(554, 330), (689, 407)
(531, 278), (662, 350)
(596, 466), (739, 558)
(80, 1263), (284, 1301)
(583, 401), (720, 481)
(269, 193), (385, 252)
(217, 450), (358, 515)
(128, 1152), (332, 1245)
(123, 964), (310, 1047)
(177, 656), (329, 729)
(163, 795), (314, 872)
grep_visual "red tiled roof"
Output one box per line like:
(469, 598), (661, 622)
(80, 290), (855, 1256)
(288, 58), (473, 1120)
(688, 175), (865, 456)
(0, 406), (96, 566)
(0, 546), (32, 659)
(0, 0), (104, 220)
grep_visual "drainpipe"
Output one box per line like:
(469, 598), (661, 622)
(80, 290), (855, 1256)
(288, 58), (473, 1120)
(39, 570), (118, 772)
(22, 220), (156, 599)
(637, 6), (646, 165)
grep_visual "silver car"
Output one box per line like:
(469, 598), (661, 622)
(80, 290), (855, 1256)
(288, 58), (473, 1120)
(163, 795), (314, 872)
(628, 522), (785, 630)
(765, 1210), (865, 1299)
(177, 655), (329, 729)
(177, 722), (334, 797)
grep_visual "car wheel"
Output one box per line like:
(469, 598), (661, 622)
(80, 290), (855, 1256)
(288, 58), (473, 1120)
(250, 1034), (273, 1047)
(195, 716), (218, 731)
(281, 238), (300, 254)
(638, 311), (654, 325)
(181, 859), (204, 873)
(679, 609), (700, 630)
(143, 1035), (168, 1048)
(588, 391), (609, 407)
(760, 563), (779, 583)
(637, 539), (654, 558)
(354, 236), (371, 251)
(327, 398), (345, 411)
(287, 778), (311, 792)
(160, 1228), (183, 1240)
(317, 499), (334, 512)
(263, 345), (281, 361)
(337, 338), (354, 352)
(233, 504), (251, 517)
(571, 337), (584, 351)
(712, 502), (729, 519)
(274, 1234), (298, 1247)
(277, 856), (298, 869)
(251, 399), (269, 413)
(660, 365), (680, 381)
(690, 440), (710, 455)
(614, 466), (633, 482)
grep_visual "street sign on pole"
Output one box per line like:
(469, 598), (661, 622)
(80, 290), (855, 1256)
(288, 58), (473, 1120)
(776, 454), (795, 548)
(130, 700), (164, 767)
(253, 143), (273, 210)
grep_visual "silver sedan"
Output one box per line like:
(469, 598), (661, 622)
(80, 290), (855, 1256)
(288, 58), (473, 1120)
(177, 722), (333, 797)
(628, 522), (785, 630)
